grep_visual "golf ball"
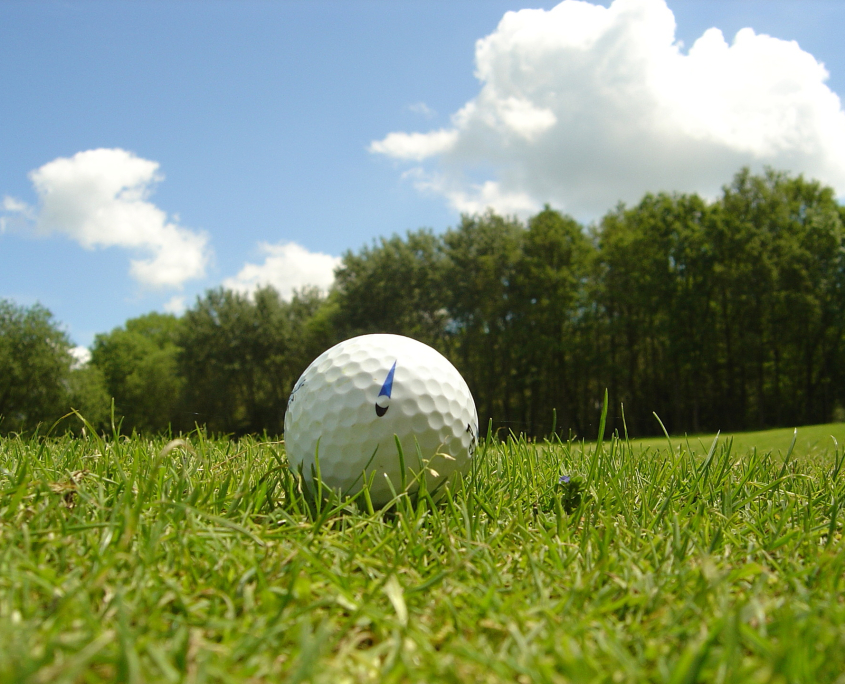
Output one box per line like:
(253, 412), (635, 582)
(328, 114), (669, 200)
(284, 334), (478, 505)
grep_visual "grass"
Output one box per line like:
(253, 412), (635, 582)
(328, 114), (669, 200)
(630, 422), (845, 462)
(0, 419), (844, 682)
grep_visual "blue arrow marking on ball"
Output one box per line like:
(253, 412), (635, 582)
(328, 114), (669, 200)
(375, 361), (396, 417)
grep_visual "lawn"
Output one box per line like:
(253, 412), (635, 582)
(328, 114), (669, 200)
(0, 422), (843, 682)
(629, 422), (845, 462)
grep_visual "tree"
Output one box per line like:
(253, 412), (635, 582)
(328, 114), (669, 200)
(711, 168), (845, 428)
(91, 312), (184, 433)
(510, 206), (594, 437)
(595, 192), (714, 435)
(589, 168), (845, 435)
(0, 299), (73, 433)
(66, 363), (111, 432)
(332, 229), (450, 348)
(443, 212), (525, 431)
(178, 287), (326, 435)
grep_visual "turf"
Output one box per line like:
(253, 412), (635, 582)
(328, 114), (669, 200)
(628, 422), (845, 463)
(0, 421), (844, 682)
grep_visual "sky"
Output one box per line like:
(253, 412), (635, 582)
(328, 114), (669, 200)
(2, 0), (845, 353)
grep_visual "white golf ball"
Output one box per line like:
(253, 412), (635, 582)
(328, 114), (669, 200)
(284, 334), (479, 506)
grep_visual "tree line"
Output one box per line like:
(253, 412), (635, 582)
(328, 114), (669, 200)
(3, 168), (845, 439)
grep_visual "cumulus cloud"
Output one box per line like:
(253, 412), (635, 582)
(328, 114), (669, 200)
(69, 346), (91, 369)
(3, 148), (211, 288)
(163, 295), (187, 315)
(223, 242), (341, 299)
(406, 169), (538, 216)
(371, 0), (845, 218)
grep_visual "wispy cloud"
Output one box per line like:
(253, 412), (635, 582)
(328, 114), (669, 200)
(408, 102), (436, 118)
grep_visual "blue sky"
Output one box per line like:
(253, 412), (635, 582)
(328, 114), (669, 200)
(2, 0), (845, 350)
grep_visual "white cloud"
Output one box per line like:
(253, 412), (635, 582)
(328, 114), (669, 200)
(369, 129), (459, 162)
(223, 241), (341, 299)
(407, 168), (540, 215)
(1, 196), (35, 233)
(4, 148), (211, 288)
(69, 346), (91, 369)
(409, 102), (436, 118)
(371, 0), (845, 219)
(163, 295), (187, 315)
(3, 196), (33, 217)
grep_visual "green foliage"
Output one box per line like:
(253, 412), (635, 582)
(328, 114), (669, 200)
(65, 364), (111, 432)
(510, 207), (595, 435)
(555, 473), (584, 514)
(0, 299), (74, 433)
(0, 431), (843, 681)
(713, 169), (845, 428)
(441, 211), (526, 426)
(595, 192), (716, 435)
(333, 228), (450, 346)
(91, 312), (184, 434)
(177, 287), (326, 435)
(327, 170), (845, 438)
(592, 168), (845, 436)
(7, 167), (845, 438)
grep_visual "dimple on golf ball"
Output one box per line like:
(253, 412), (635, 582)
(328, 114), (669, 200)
(284, 334), (479, 505)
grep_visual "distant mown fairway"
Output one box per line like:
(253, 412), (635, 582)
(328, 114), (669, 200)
(629, 422), (845, 462)
(0, 426), (843, 682)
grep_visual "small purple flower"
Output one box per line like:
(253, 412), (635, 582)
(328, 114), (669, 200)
(559, 475), (571, 484)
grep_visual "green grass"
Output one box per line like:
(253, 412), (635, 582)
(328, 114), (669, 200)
(0, 422), (844, 682)
(630, 422), (845, 462)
